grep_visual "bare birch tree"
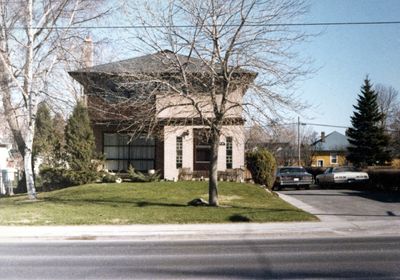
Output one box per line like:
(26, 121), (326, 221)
(0, 0), (110, 199)
(91, 0), (311, 206)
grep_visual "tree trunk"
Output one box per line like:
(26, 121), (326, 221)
(24, 122), (36, 200)
(23, 0), (36, 200)
(208, 130), (220, 206)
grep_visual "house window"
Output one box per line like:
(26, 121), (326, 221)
(330, 153), (338, 164)
(176, 136), (183, 169)
(226, 137), (233, 169)
(317, 160), (324, 167)
(103, 133), (155, 172)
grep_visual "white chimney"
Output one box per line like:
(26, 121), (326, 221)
(321, 131), (326, 142)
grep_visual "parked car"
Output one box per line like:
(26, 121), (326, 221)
(273, 166), (313, 191)
(315, 166), (369, 186)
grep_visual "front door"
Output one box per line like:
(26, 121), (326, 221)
(193, 129), (211, 171)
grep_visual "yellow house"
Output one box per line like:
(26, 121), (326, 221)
(311, 131), (350, 167)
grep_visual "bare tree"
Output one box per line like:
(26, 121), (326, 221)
(375, 83), (399, 128)
(87, 0), (311, 206)
(0, 0), (110, 199)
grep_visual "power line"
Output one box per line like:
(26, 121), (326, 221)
(4, 20), (400, 30)
(301, 122), (349, 129)
(277, 122), (348, 128)
(279, 120), (400, 133)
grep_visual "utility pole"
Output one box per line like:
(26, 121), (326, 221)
(298, 116), (301, 166)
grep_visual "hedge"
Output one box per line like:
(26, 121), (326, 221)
(365, 169), (400, 191)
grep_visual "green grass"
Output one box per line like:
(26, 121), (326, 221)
(0, 181), (317, 225)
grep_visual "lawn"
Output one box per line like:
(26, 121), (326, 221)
(0, 181), (317, 225)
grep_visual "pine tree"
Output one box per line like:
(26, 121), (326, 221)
(33, 102), (55, 167)
(347, 77), (391, 166)
(64, 102), (96, 171)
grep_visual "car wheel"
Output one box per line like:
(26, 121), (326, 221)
(316, 179), (324, 189)
(304, 185), (310, 190)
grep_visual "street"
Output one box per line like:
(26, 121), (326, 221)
(0, 237), (399, 279)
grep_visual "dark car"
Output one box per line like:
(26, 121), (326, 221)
(273, 166), (313, 191)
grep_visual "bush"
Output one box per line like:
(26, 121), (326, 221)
(246, 148), (277, 188)
(365, 169), (400, 191)
(128, 166), (160, 182)
(39, 167), (99, 191)
(15, 173), (43, 194)
(15, 173), (27, 194)
(101, 173), (118, 183)
(64, 169), (99, 186)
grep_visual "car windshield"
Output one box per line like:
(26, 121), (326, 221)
(279, 167), (305, 174)
(332, 167), (357, 173)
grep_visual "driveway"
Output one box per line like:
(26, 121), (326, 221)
(277, 187), (400, 222)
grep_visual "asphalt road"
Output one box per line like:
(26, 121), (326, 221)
(1, 237), (400, 279)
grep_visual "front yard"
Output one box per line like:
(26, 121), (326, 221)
(0, 181), (317, 225)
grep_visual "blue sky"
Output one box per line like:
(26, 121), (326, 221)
(298, 0), (400, 135)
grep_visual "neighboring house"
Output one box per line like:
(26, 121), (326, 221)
(69, 50), (255, 180)
(0, 143), (20, 195)
(311, 131), (349, 167)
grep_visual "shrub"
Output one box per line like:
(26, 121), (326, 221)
(39, 168), (70, 191)
(246, 148), (277, 188)
(15, 173), (27, 194)
(64, 169), (99, 186)
(39, 167), (99, 191)
(102, 173), (118, 183)
(128, 166), (160, 182)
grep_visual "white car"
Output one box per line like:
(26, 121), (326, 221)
(316, 166), (369, 186)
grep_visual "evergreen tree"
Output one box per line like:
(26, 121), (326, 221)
(64, 102), (96, 171)
(51, 113), (66, 167)
(33, 102), (55, 167)
(347, 77), (391, 166)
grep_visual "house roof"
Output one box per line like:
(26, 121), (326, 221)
(312, 131), (349, 152)
(70, 50), (256, 76)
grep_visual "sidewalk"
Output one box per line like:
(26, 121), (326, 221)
(1, 219), (400, 241)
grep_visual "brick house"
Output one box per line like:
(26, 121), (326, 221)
(69, 50), (255, 180)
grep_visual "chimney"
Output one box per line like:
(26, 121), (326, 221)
(82, 36), (93, 68)
(321, 131), (326, 142)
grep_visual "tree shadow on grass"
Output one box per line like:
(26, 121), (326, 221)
(44, 197), (187, 208)
(229, 214), (251, 222)
(41, 197), (314, 222)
